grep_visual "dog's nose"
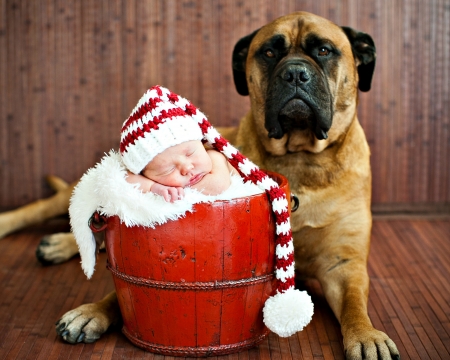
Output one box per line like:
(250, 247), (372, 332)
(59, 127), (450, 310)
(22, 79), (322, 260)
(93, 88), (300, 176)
(282, 65), (311, 84)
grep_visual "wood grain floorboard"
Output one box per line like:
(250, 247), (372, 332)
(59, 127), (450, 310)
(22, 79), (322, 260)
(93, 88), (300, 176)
(0, 218), (448, 359)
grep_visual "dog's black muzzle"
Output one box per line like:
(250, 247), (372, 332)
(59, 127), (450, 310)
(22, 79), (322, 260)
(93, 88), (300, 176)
(264, 60), (333, 140)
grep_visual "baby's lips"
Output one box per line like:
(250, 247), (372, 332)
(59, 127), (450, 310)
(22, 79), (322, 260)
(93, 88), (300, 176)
(189, 173), (205, 186)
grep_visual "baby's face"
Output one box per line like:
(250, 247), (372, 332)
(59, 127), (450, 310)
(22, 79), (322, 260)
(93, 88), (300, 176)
(142, 140), (212, 188)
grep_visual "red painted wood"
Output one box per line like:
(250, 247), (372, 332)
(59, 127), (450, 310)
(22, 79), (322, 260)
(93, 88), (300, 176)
(102, 171), (290, 356)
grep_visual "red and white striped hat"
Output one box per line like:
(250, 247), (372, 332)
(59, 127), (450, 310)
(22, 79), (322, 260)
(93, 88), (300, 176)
(121, 85), (313, 337)
(120, 87), (203, 174)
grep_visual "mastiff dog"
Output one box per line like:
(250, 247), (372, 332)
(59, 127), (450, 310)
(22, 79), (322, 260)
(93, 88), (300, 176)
(0, 11), (399, 360)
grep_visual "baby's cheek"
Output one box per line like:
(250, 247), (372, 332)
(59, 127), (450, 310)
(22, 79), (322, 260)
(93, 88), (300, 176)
(204, 159), (213, 173)
(169, 173), (186, 188)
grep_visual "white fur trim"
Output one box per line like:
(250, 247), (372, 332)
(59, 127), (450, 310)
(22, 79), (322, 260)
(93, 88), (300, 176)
(69, 150), (263, 279)
(263, 288), (314, 337)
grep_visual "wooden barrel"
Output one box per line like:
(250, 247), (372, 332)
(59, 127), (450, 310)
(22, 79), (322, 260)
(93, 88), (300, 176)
(99, 171), (290, 357)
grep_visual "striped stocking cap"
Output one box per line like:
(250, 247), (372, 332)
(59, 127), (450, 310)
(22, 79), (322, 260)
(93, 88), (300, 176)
(120, 85), (313, 337)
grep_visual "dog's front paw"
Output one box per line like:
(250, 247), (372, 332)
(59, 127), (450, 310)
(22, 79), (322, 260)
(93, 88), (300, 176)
(344, 327), (400, 360)
(55, 303), (113, 344)
(35, 233), (79, 265)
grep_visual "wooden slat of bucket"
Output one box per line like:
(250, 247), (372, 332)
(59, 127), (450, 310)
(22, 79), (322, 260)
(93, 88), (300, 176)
(240, 194), (275, 342)
(115, 274), (132, 338)
(249, 193), (276, 276)
(122, 216), (196, 347)
(155, 202), (228, 347)
(218, 195), (272, 345)
(193, 202), (226, 282)
(162, 287), (197, 347)
(219, 198), (252, 343)
(220, 286), (248, 344)
(193, 202), (225, 346)
(195, 289), (223, 347)
(222, 198), (253, 280)
(105, 216), (123, 271)
(106, 218), (141, 339)
(240, 282), (269, 343)
(154, 215), (196, 282)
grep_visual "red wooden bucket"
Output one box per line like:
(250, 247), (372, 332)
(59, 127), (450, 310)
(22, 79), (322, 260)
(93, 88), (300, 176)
(95, 171), (291, 357)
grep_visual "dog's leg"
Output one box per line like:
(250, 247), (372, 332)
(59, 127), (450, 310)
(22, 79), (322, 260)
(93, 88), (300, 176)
(318, 260), (400, 360)
(35, 232), (79, 264)
(0, 177), (76, 239)
(56, 290), (121, 343)
(46, 175), (71, 192)
(35, 232), (105, 265)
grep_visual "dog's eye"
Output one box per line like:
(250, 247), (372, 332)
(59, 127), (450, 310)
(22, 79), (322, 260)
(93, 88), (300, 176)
(318, 47), (330, 56)
(265, 49), (275, 58)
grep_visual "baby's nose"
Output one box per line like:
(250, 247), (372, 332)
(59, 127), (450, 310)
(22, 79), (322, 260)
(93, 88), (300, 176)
(180, 162), (194, 175)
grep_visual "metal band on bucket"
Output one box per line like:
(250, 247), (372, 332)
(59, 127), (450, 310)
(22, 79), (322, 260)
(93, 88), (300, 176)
(107, 262), (274, 291)
(122, 326), (270, 357)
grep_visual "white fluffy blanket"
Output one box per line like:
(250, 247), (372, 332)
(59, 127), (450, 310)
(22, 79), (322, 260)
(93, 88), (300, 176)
(69, 150), (263, 278)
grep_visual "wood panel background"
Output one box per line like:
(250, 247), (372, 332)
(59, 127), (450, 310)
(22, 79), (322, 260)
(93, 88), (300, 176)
(0, 0), (449, 212)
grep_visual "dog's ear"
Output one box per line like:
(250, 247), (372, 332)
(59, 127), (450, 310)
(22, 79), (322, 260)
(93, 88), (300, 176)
(341, 26), (376, 92)
(232, 29), (260, 96)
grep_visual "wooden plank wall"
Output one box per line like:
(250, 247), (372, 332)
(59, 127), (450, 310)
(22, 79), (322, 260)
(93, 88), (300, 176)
(0, 0), (449, 212)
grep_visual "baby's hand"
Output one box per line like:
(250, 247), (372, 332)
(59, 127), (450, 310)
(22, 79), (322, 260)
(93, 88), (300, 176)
(151, 183), (185, 203)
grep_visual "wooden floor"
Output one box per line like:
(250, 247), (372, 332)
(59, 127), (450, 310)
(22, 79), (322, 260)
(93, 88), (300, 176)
(0, 217), (449, 360)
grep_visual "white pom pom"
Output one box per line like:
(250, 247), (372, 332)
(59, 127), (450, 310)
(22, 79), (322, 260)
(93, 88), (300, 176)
(263, 288), (314, 337)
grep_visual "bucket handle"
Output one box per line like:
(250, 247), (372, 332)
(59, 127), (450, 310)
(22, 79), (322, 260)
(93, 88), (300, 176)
(290, 194), (299, 212)
(89, 212), (107, 233)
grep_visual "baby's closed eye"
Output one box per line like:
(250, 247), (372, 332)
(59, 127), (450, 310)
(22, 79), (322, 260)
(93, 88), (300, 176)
(160, 168), (175, 176)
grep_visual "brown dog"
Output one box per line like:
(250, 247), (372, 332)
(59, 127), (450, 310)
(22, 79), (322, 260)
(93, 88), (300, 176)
(224, 12), (399, 360)
(0, 11), (399, 360)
